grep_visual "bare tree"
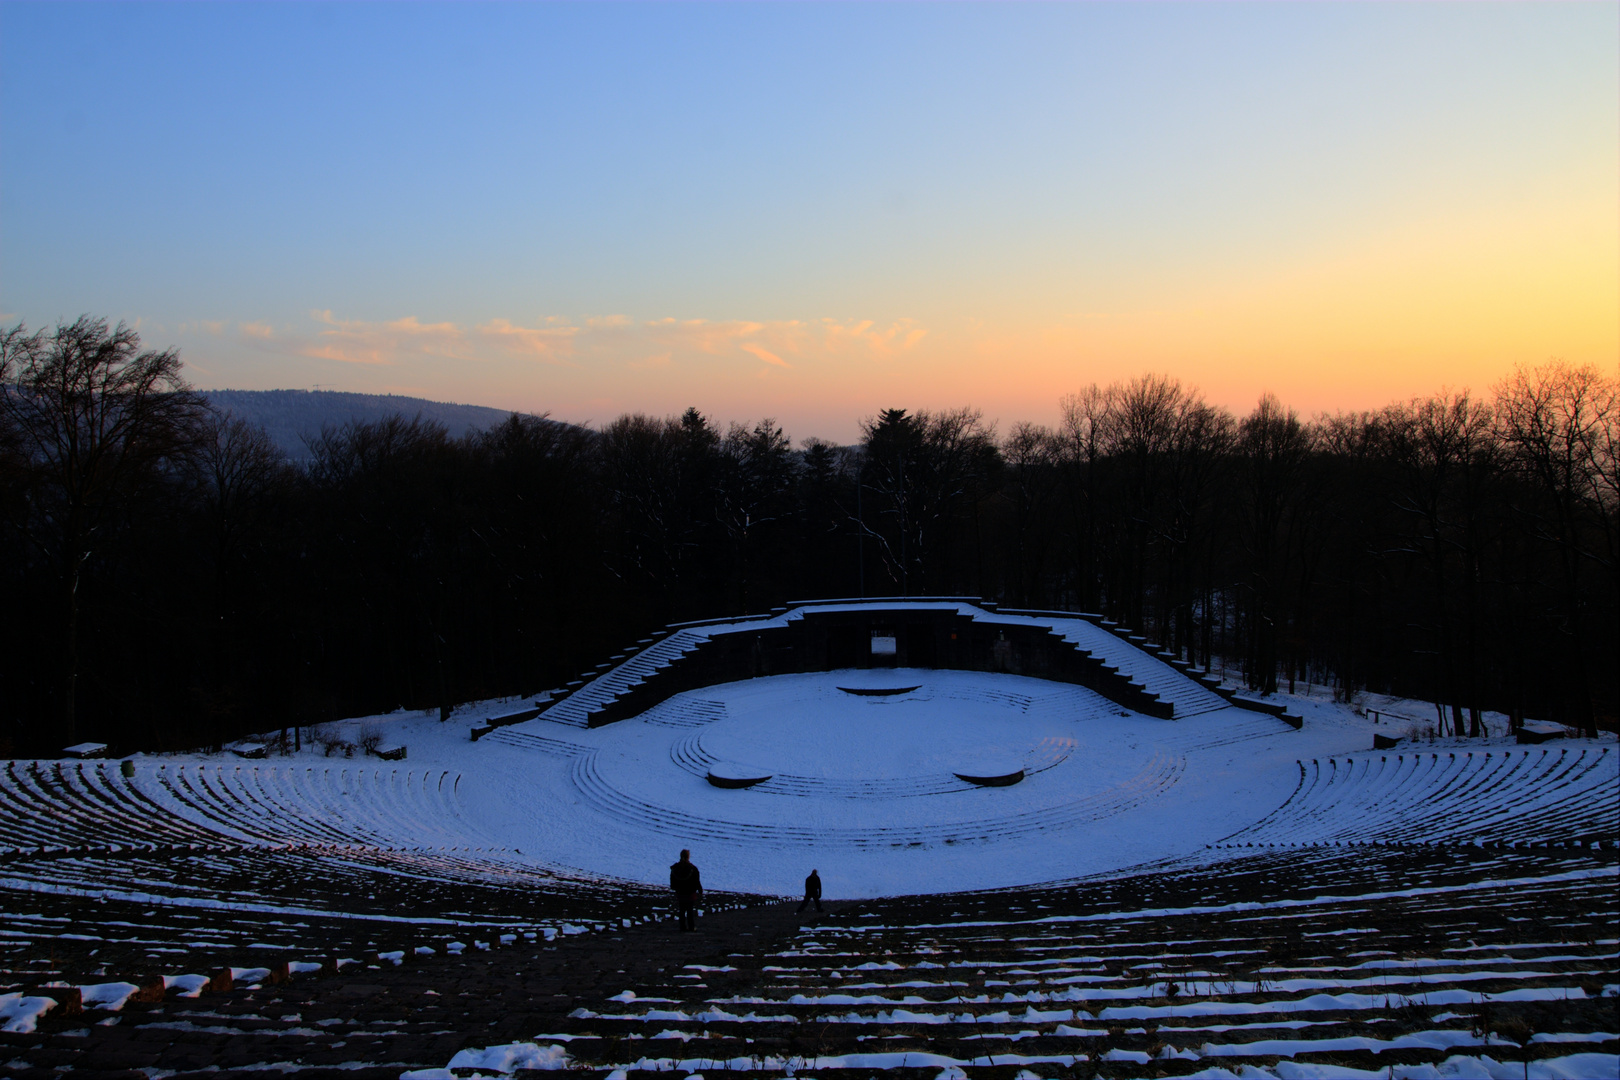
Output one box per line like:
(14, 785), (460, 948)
(1494, 362), (1618, 737)
(1160, 395), (1235, 666)
(1236, 394), (1312, 695)
(0, 317), (203, 741)
(1379, 392), (1498, 734)
(858, 407), (998, 595)
(184, 409), (289, 743)
(1059, 385), (1114, 612)
(717, 419), (794, 613)
(1000, 422), (1064, 607)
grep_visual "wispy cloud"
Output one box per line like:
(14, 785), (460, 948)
(639, 316), (925, 369)
(300, 310), (471, 366)
(740, 342), (790, 367)
(209, 310), (928, 374)
(476, 317), (578, 361)
(644, 317), (770, 356)
(821, 317), (927, 358)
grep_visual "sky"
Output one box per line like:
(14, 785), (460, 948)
(2, 2), (1615, 443)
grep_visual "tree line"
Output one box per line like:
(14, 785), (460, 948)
(2, 316), (1614, 755)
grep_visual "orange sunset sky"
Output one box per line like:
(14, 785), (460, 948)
(3, 3), (1614, 441)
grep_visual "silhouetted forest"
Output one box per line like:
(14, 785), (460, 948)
(3, 317), (1615, 755)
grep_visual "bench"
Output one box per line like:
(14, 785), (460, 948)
(231, 743), (268, 759)
(61, 742), (108, 759)
(374, 743), (407, 761)
(1516, 720), (1568, 745)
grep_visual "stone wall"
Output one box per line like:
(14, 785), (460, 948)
(584, 606), (1172, 726)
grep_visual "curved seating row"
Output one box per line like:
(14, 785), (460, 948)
(1215, 746), (1618, 848)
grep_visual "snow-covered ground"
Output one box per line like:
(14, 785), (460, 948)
(42, 667), (1607, 900)
(4, 656), (1615, 1080)
(490, 669), (1307, 895)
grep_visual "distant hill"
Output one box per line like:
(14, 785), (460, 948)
(200, 389), (536, 460)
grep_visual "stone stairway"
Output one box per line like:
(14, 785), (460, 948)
(540, 629), (718, 728)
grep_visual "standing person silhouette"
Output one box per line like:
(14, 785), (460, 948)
(797, 868), (823, 913)
(670, 849), (702, 931)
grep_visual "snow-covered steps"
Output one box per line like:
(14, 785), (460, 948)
(1000, 611), (1233, 719)
(483, 728), (594, 758)
(1215, 746), (1619, 849)
(428, 848), (1619, 1079)
(540, 628), (716, 728)
(0, 760), (237, 853)
(135, 762), (473, 850)
(567, 735), (1189, 849)
(0, 760), (492, 857)
(0, 842), (695, 998)
(642, 697), (729, 729)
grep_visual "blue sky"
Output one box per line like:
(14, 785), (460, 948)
(3, 2), (1614, 440)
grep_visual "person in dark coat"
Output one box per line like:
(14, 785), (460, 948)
(670, 849), (702, 931)
(797, 868), (823, 913)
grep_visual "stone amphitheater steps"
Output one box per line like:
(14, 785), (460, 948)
(665, 722), (1073, 799)
(1, 762), (241, 852)
(542, 630), (715, 728)
(640, 697), (730, 729)
(9, 848), (1607, 1075)
(483, 727), (594, 757)
(1033, 617), (1232, 719)
(665, 730), (977, 799)
(536, 601), (1252, 732)
(5, 850), (1613, 1078)
(0, 843), (732, 991)
(1, 892), (794, 1080)
(132, 762), (477, 851)
(1216, 746), (1619, 849)
(569, 741), (1188, 848)
(463, 849), (1616, 1079)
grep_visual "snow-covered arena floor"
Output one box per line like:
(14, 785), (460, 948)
(3, 668), (1616, 1079)
(42, 667), (1605, 899)
(472, 669), (1312, 895)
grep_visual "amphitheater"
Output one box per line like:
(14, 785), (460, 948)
(2, 600), (1615, 1079)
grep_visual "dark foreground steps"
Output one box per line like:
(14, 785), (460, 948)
(0, 900), (808, 1079)
(4, 848), (1616, 1078)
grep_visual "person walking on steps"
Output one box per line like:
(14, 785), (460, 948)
(797, 868), (823, 914)
(670, 849), (702, 931)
